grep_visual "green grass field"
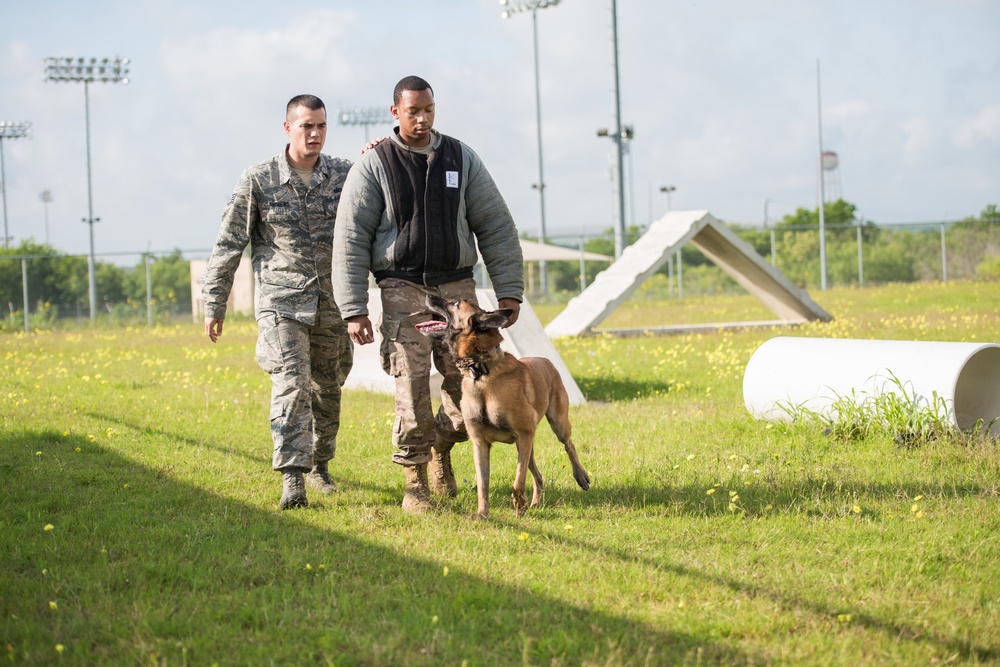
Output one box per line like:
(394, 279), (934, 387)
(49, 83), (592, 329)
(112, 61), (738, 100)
(2, 280), (999, 666)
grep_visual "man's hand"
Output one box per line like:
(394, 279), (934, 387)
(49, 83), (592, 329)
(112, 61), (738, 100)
(347, 315), (375, 345)
(498, 298), (521, 328)
(205, 317), (224, 343)
(360, 136), (388, 155)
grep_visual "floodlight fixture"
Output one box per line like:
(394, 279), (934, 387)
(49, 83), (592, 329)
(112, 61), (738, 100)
(0, 121), (32, 139)
(44, 56), (130, 85)
(336, 106), (394, 143)
(44, 55), (131, 319)
(337, 107), (394, 126)
(0, 120), (33, 249)
(500, 0), (560, 19)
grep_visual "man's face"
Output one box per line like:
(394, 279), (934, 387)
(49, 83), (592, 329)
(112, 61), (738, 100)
(392, 88), (435, 147)
(284, 104), (327, 165)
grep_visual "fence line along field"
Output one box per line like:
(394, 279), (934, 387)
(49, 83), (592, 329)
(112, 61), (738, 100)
(1, 279), (998, 666)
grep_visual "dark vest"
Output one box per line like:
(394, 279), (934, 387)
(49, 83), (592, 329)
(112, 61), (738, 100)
(372, 133), (472, 286)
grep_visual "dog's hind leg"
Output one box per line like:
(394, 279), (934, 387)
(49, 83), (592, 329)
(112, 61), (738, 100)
(528, 450), (544, 508)
(511, 434), (535, 517)
(546, 388), (591, 491)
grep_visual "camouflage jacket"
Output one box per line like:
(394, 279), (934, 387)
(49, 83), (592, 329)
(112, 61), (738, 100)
(203, 149), (352, 325)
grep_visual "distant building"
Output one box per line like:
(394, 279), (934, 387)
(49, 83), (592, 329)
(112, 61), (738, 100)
(188, 256), (254, 323)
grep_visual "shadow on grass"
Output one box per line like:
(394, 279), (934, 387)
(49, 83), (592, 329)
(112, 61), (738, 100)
(83, 411), (270, 469)
(0, 429), (749, 666)
(575, 375), (675, 402)
(469, 477), (1000, 664)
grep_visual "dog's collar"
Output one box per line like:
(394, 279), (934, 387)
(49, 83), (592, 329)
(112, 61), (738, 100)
(455, 345), (503, 381)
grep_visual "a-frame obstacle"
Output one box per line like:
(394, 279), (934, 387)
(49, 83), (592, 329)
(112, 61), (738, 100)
(545, 210), (832, 338)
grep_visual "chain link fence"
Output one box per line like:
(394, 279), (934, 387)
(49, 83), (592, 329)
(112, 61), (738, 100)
(0, 249), (212, 333)
(1, 217), (997, 331)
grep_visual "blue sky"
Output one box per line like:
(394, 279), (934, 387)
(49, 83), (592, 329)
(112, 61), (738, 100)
(1, 0), (997, 258)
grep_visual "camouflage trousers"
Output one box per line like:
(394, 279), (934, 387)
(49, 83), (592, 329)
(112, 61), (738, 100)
(377, 277), (477, 466)
(255, 308), (353, 473)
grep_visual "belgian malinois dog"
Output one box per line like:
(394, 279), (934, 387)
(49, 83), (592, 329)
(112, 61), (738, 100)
(415, 295), (590, 519)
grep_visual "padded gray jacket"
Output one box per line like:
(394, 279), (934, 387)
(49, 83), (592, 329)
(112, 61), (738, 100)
(333, 128), (524, 320)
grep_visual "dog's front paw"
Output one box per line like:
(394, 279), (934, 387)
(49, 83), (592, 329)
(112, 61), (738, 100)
(574, 468), (591, 490)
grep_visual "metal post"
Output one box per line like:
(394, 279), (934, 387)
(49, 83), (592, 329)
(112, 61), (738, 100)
(145, 250), (153, 328)
(0, 138), (7, 249)
(676, 250), (683, 299)
(626, 127), (635, 229)
(667, 255), (674, 298)
(857, 220), (864, 286)
(0, 121), (32, 249)
(660, 185), (675, 212)
(84, 80), (98, 320)
(500, 0), (560, 296)
(578, 235), (587, 292)
(39, 190), (52, 245)
(21, 257), (29, 334)
(764, 198), (776, 267)
(530, 8), (549, 296)
(610, 0), (626, 259)
(940, 223), (948, 283)
(816, 59), (828, 290)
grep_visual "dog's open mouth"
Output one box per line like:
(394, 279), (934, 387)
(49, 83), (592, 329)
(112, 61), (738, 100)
(415, 320), (448, 333)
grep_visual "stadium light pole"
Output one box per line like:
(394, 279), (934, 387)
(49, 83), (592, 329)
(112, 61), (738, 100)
(44, 55), (130, 320)
(609, 0), (627, 259)
(593, 0), (627, 259)
(660, 185), (676, 212)
(815, 59), (828, 291)
(0, 121), (32, 249)
(336, 106), (395, 144)
(500, 0), (560, 297)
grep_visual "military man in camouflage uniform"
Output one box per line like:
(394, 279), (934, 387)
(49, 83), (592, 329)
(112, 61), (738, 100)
(203, 94), (353, 510)
(333, 76), (524, 514)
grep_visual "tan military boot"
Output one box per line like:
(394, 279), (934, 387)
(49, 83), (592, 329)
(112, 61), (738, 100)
(429, 442), (458, 497)
(306, 460), (338, 495)
(401, 464), (432, 514)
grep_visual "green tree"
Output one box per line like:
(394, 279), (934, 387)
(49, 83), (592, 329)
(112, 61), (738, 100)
(125, 250), (192, 317)
(0, 240), (90, 316)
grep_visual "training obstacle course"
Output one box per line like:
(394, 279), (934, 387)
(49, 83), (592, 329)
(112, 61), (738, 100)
(545, 210), (832, 338)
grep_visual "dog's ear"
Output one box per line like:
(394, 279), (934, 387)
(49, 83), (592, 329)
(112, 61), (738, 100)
(474, 309), (513, 331)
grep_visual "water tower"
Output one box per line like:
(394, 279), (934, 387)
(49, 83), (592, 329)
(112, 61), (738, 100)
(821, 150), (842, 202)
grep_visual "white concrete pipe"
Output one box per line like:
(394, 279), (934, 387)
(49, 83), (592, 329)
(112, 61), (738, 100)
(743, 337), (1000, 435)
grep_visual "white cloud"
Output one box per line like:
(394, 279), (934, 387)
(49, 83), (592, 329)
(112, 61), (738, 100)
(827, 100), (869, 123)
(901, 117), (935, 163)
(952, 105), (1000, 149)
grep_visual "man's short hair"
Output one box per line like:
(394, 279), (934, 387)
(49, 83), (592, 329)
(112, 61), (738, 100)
(393, 76), (433, 106)
(287, 94), (326, 120)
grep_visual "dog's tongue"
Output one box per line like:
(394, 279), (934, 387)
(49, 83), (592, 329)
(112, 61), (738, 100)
(415, 320), (448, 333)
